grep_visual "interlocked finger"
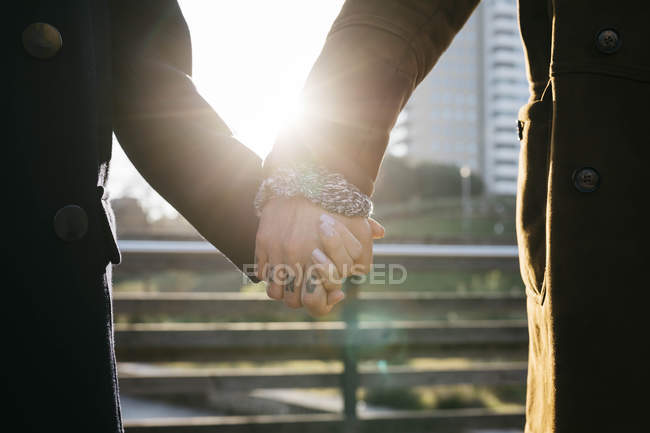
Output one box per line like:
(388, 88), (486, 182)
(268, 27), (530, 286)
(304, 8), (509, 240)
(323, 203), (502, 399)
(266, 262), (285, 300)
(318, 219), (355, 278)
(279, 261), (303, 309)
(301, 271), (335, 316)
(311, 248), (344, 291)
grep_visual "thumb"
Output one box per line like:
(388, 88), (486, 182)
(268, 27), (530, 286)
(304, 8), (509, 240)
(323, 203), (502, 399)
(369, 217), (385, 239)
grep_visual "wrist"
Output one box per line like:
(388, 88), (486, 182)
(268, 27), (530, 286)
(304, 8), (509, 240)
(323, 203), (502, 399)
(254, 163), (373, 218)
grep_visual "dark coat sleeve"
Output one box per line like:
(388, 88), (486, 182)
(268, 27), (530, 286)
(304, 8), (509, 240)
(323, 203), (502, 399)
(110, 0), (262, 275)
(264, 0), (480, 196)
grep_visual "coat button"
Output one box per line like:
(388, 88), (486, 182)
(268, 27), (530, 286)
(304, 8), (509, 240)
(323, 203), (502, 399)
(54, 205), (88, 241)
(22, 23), (62, 59)
(595, 29), (621, 54)
(573, 167), (600, 193)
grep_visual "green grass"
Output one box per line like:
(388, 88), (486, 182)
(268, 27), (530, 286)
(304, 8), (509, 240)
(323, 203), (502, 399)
(114, 269), (250, 293)
(363, 384), (526, 411)
(380, 214), (516, 243)
(114, 267), (523, 295)
(374, 196), (517, 243)
(357, 268), (523, 293)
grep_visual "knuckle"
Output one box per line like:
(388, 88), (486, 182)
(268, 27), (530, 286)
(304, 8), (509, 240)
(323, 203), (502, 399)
(282, 266), (299, 287)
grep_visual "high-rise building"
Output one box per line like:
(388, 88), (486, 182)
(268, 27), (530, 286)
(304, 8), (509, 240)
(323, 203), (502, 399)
(390, 6), (482, 172)
(389, 0), (529, 195)
(481, 0), (530, 194)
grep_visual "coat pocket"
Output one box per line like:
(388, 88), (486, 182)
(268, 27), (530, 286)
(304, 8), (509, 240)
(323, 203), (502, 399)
(516, 97), (551, 304)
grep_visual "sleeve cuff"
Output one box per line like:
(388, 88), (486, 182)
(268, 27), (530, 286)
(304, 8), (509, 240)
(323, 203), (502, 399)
(254, 163), (373, 217)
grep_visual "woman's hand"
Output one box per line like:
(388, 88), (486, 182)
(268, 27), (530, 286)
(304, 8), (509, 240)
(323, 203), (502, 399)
(255, 196), (384, 316)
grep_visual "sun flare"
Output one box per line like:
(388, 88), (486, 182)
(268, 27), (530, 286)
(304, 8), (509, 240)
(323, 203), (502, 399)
(109, 0), (344, 215)
(178, 0), (344, 158)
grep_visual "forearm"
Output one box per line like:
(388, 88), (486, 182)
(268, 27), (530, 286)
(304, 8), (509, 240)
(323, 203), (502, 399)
(264, 0), (480, 196)
(111, 0), (263, 272)
(113, 97), (263, 272)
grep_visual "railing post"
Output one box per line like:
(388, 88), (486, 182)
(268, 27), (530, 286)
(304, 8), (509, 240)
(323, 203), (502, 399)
(342, 276), (360, 432)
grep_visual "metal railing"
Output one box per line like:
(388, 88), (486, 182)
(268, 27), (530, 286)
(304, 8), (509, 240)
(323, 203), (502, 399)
(118, 240), (519, 258)
(114, 240), (527, 433)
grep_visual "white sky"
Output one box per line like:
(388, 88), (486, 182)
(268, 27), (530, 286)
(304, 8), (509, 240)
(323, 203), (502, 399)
(108, 0), (345, 218)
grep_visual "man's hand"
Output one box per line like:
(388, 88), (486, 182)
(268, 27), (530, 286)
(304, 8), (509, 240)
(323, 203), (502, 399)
(255, 196), (383, 316)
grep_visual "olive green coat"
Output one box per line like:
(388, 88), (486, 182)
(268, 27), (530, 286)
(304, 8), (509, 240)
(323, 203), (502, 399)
(266, 1), (650, 431)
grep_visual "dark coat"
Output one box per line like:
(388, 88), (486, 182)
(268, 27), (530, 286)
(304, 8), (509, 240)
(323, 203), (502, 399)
(7, 1), (261, 431)
(266, 0), (650, 431)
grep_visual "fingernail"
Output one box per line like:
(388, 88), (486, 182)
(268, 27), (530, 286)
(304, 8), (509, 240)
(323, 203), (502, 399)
(320, 222), (335, 237)
(320, 214), (336, 225)
(312, 248), (328, 264)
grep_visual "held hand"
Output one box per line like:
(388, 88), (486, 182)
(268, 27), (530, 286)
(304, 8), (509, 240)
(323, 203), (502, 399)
(255, 196), (384, 316)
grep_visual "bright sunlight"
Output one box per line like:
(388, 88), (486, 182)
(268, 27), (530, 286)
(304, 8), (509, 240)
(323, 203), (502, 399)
(108, 0), (344, 217)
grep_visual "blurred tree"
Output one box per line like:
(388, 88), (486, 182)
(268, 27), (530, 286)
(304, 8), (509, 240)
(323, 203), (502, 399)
(373, 155), (417, 203)
(373, 156), (484, 204)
